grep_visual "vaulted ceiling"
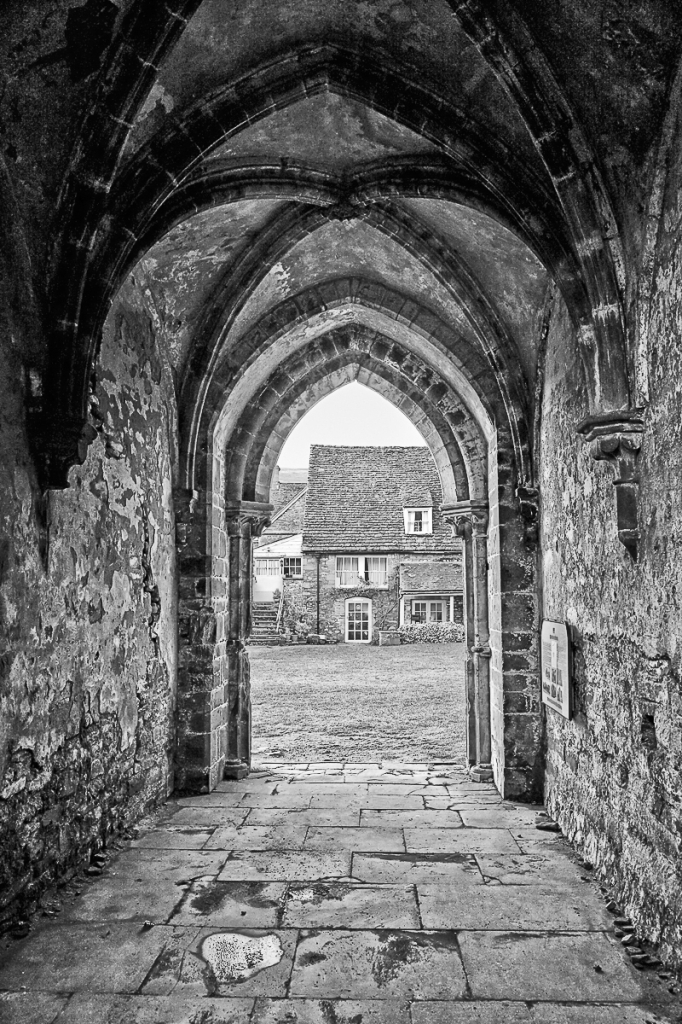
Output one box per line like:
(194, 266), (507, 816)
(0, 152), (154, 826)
(3, 0), (681, 488)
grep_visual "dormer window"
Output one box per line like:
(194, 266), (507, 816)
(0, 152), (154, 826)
(404, 508), (432, 535)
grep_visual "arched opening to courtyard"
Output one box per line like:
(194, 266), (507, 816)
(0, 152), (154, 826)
(247, 381), (470, 767)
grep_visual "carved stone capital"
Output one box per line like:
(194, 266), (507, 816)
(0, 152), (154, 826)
(224, 500), (273, 538)
(440, 500), (488, 540)
(577, 411), (645, 560)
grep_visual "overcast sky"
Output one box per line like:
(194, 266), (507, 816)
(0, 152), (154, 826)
(278, 381), (427, 467)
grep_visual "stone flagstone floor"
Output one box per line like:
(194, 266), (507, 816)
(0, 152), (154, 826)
(0, 762), (679, 1023)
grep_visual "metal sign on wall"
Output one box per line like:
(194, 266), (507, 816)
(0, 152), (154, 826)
(541, 619), (572, 719)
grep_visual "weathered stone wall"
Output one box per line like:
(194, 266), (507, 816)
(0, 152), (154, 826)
(0, 275), (178, 927)
(541, 257), (682, 965)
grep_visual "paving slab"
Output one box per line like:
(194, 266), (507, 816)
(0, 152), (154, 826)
(417, 884), (613, 930)
(171, 877), (287, 927)
(290, 929), (467, 999)
(270, 783), (369, 795)
(204, 824), (309, 851)
(366, 784), (448, 797)
(218, 851), (351, 881)
(458, 931), (643, 1001)
(165, 806), (250, 827)
(247, 807), (361, 827)
(0, 992), (68, 1024)
(447, 783), (499, 794)
(460, 806), (544, 828)
(57, 847), (227, 924)
(406, 827), (522, 855)
(0, 922), (198, 994)
(259, 763), (310, 771)
(216, 781), (277, 793)
(476, 852), (585, 887)
(251, 997), (411, 1022)
(411, 1001), (533, 1024)
(141, 928), (297, 997)
(130, 826), (216, 850)
(239, 793), (314, 809)
(511, 827), (572, 852)
(360, 809), (463, 828)
(175, 793), (247, 807)
(425, 794), (503, 809)
(282, 882), (419, 928)
(54, 994), (254, 1023)
(352, 852), (483, 884)
(304, 826), (405, 852)
(530, 1007), (677, 1024)
(412, 1004), (677, 1024)
(279, 775), (348, 784)
(309, 793), (425, 810)
(360, 777), (431, 788)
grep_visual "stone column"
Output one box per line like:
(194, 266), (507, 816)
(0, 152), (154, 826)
(442, 501), (492, 779)
(175, 485), (220, 794)
(223, 501), (272, 780)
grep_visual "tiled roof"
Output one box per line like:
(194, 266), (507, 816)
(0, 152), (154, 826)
(302, 446), (460, 553)
(399, 561), (462, 593)
(262, 482), (307, 537)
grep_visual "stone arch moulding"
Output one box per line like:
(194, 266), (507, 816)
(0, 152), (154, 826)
(41, 34), (630, 489)
(176, 203), (533, 498)
(448, 0), (645, 558)
(175, 319), (542, 800)
(181, 277), (508, 496)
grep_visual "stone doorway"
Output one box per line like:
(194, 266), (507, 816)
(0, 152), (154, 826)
(175, 363), (540, 799)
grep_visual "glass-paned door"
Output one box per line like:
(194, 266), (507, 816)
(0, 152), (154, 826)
(346, 599), (372, 643)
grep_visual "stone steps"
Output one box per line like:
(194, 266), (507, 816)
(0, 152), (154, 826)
(251, 602), (281, 644)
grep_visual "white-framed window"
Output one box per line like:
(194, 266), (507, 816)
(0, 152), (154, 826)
(255, 558), (282, 576)
(364, 557), (388, 586)
(412, 599), (446, 623)
(412, 600), (427, 623)
(282, 557), (302, 578)
(336, 556), (359, 587)
(403, 508), (432, 534)
(345, 598), (372, 643)
(429, 601), (444, 622)
(335, 556), (388, 588)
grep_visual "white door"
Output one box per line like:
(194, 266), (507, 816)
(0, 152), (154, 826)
(345, 599), (372, 643)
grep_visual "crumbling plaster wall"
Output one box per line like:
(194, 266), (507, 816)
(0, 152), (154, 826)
(0, 274), (178, 927)
(541, 230), (682, 965)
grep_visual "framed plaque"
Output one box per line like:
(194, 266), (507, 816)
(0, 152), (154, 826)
(541, 619), (572, 719)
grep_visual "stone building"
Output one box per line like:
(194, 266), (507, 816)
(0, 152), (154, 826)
(254, 445), (463, 641)
(1, 0), (682, 978)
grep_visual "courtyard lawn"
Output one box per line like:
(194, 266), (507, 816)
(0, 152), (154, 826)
(249, 641), (466, 764)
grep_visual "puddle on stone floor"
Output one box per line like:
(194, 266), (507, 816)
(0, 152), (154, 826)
(201, 932), (284, 983)
(187, 878), (284, 916)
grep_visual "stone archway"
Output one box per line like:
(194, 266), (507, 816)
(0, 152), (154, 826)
(174, 313), (540, 799)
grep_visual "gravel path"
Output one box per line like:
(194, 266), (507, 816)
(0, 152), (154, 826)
(249, 642), (466, 764)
